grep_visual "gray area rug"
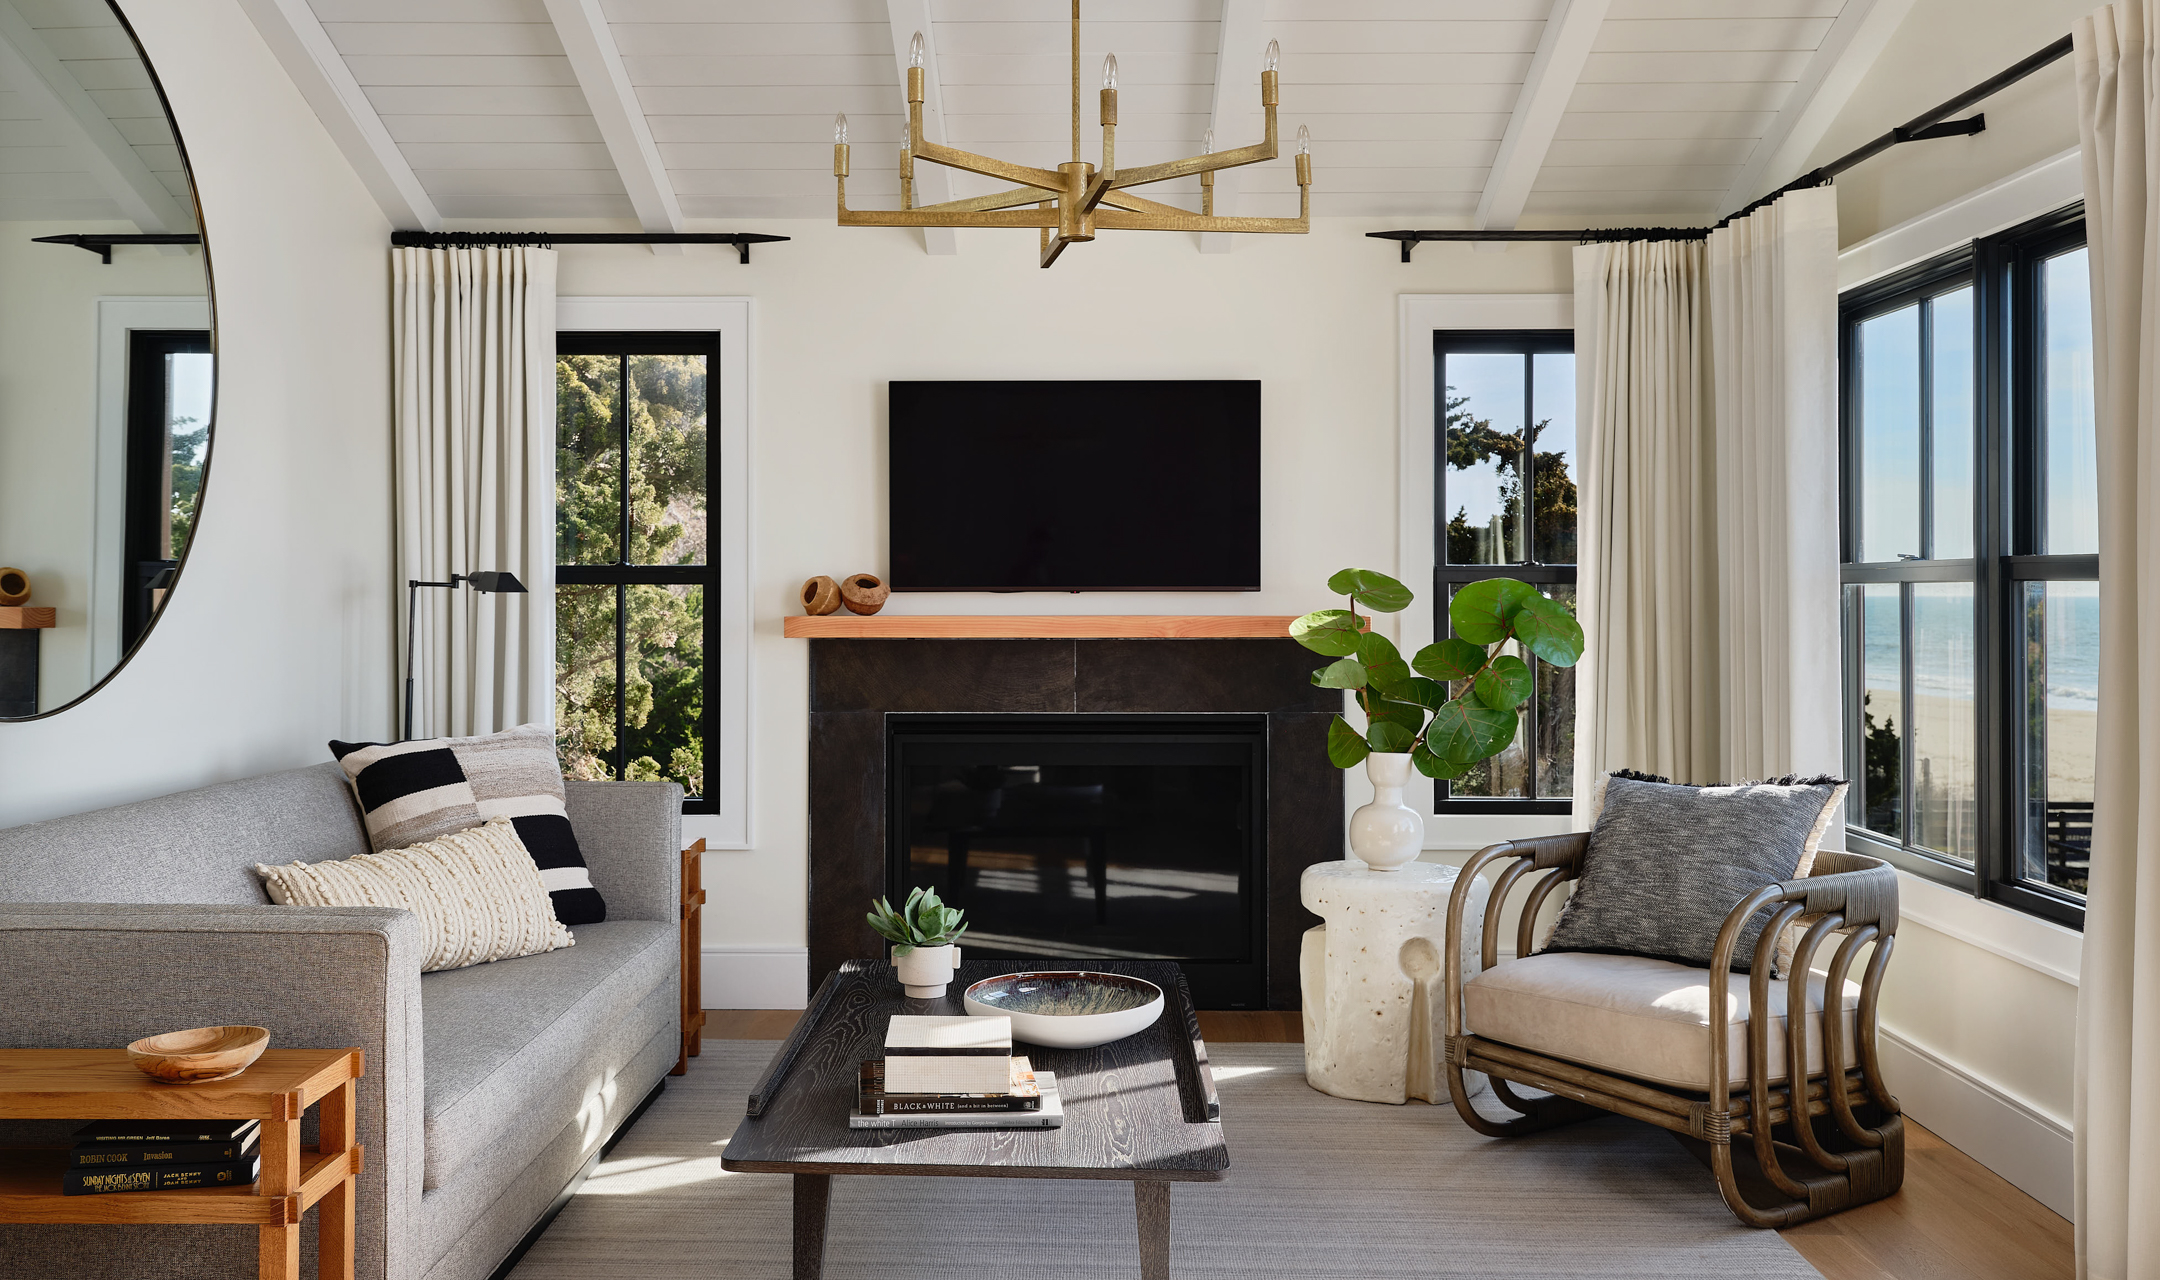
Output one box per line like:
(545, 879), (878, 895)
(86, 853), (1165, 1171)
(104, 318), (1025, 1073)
(507, 1042), (1822, 1279)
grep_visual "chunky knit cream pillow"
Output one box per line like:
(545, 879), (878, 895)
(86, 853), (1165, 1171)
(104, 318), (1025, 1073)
(255, 817), (573, 972)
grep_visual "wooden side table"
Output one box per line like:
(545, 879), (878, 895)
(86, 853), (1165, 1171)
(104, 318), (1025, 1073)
(675, 837), (708, 1075)
(0, 1047), (364, 1280)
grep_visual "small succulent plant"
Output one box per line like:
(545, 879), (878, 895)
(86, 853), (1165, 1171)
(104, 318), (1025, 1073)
(867, 886), (968, 957)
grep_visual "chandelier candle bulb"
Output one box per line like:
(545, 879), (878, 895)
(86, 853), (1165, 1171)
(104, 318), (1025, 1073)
(1101, 53), (1117, 90)
(909, 30), (924, 68)
(1264, 38), (1279, 72)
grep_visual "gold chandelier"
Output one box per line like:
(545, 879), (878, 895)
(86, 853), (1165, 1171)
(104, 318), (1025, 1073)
(833, 1), (1311, 268)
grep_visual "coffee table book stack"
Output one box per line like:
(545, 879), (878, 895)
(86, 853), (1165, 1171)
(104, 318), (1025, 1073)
(853, 1014), (1063, 1130)
(64, 1119), (263, 1195)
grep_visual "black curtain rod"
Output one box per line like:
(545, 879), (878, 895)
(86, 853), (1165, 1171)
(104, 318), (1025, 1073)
(390, 230), (790, 264)
(33, 232), (199, 264)
(1370, 33), (2076, 261)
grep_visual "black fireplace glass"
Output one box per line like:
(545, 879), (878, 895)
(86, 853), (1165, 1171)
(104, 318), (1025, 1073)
(888, 714), (1267, 1009)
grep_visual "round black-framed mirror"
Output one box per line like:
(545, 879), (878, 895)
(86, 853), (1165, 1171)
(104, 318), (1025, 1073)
(0, 0), (212, 721)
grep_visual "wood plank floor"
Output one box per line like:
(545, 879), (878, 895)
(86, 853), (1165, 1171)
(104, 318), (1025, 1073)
(702, 1009), (2073, 1280)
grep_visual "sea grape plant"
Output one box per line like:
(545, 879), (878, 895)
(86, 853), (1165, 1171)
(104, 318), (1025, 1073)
(1291, 568), (1585, 780)
(867, 886), (969, 957)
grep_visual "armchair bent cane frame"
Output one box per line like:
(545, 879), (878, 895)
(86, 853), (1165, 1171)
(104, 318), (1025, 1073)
(1442, 833), (1905, 1227)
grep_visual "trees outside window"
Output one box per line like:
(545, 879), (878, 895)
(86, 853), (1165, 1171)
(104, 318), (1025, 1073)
(554, 332), (718, 812)
(1434, 331), (1577, 812)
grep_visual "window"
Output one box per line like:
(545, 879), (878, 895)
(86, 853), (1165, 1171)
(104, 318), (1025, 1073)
(1839, 205), (2092, 927)
(554, 331), (719, 813)
(1434, 330), (1577, 812)
(121, 329), (212, 649)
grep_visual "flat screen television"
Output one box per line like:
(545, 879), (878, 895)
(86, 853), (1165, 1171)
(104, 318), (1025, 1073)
(888, 380), (1261, 592)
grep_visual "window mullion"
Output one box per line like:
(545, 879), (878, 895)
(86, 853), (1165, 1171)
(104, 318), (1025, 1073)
(1920, 296), (1936, 561)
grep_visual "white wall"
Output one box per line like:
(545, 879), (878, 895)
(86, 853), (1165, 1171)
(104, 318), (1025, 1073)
(0, 0), (394, 824)
(549, 224), (1572, 996)
(0, 225), (205, 710)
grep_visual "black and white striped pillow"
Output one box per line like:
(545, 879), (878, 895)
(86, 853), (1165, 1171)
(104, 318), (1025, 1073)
(328, 724), (607, 926)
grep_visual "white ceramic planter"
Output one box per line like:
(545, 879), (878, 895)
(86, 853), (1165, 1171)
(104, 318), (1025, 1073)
(1348, 752), (1424, 871)
(893, 943), (960, 998)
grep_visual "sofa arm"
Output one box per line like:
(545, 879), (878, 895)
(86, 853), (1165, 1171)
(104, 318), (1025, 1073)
(0, 903), (424, 1280)
(564, 780), (683, 923)
(1786, 849), (1900, 932)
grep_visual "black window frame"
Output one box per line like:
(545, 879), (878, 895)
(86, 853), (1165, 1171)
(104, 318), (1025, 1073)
(1838, 203), (2090, 929)
(122, 328), (212, 650)
(554, 330), (722, 816)
(1432, 328), (1577, 816)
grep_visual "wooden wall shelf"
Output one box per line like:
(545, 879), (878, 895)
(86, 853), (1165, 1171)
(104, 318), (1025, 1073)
(783, 615), (1302, 640)
(0, 607), (54, 629)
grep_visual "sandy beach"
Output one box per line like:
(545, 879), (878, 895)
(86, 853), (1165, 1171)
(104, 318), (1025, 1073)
(1861, 687), (2093, 857)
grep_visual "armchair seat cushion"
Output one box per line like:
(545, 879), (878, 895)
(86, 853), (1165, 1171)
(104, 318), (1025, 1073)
(1463, 951), (1860, 1090)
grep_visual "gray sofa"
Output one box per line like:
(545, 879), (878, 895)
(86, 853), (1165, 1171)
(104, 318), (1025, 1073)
(0, 763), (684, 1280)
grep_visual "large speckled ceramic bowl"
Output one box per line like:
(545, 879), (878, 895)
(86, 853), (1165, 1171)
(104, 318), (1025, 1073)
(962, 971), (1165, 1049)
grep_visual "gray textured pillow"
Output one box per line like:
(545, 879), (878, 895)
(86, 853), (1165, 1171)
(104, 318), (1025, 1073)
(1544, 773), (1848, 974)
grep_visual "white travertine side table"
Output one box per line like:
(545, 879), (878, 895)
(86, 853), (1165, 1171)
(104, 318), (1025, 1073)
(1300, 858), (1488, 1104)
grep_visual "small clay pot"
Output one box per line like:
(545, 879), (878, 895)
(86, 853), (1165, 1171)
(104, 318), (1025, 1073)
(0, 567), (26, 607)
(800, 575), (842, 616)
(839, 573), (890, 616)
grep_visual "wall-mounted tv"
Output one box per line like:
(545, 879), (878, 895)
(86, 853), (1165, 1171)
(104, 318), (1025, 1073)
(888, 380), (1261, 592)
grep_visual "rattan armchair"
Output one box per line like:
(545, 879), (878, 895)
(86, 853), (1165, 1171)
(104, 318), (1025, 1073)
(1441, 832), (1905, 1227)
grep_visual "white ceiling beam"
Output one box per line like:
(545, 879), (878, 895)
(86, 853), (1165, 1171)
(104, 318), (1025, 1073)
(234, 0), (439, 231)
(541, 0), (682, 255)
(1717, 0), (1918, 217)
(1474, 0), (1610, 231)
(0, 0), (188, 232)
(1199, 0), (1266, 255)
(885, 0), (956, 256)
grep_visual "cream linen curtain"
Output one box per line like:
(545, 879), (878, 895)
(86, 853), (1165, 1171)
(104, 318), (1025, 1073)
(1572, 188), (1842, 803)
(1572, 237), (1722, 793)
(392, 246), (557, 738)
(2073, 8), (2160, 1276)
(1707, 186), (1844, 781)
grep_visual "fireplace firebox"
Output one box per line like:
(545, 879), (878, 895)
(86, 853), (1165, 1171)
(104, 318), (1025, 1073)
(888, 714), (1266, 1009)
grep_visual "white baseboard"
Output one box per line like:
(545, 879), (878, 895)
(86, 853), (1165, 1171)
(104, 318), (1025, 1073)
(701, 946), (809, 1010)
(1878, 1025), (2074, 1218)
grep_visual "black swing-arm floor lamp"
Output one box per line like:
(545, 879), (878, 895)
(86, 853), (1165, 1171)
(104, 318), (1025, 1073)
(403, 570), (528, 741)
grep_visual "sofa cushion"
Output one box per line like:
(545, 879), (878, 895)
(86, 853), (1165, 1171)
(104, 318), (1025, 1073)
(419, 919), (675, 1189)
(0, 763), (366, 906)
(331, 724), (606, 926)
(1463, 951), (1860, 1091)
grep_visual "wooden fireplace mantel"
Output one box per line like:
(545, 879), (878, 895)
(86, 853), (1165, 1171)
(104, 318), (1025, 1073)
(782, 614), (1308, 640)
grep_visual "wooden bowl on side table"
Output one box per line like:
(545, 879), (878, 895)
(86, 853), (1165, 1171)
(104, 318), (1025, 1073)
(126, 1025), (270, 1083)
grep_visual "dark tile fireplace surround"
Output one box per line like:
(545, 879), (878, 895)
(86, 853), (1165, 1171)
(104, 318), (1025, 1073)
(807, 638), (1340, 1009)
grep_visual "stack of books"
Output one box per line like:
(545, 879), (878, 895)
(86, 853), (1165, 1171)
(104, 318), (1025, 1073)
(851, 1014), (1064, 1130)
(62, 1120), (262, 1196)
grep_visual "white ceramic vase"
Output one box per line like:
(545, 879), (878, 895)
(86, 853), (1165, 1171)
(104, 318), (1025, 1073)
(893, 943), (960, 998)
(1348, 752), (1424, 871)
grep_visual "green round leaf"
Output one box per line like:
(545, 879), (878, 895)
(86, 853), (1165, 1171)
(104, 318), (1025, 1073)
(1310, 656), (1367, 689)
(1326, 716), (1371, 768)
(1449, 578), (1537, 646)
(1427, 695), (1519, 765)
(1412, 741), (1472, 780)
(1412, 637), (1489, 683)
(1473, 654), (1534, 711)
(1291, 609), (1364, 657)
(1511, 593), (1586, 668)
(1356, 632), (1412, 691)
(1365, 697), (1426, 733)
(1366, 719), (1416, 753)
(1326, 568), (1414, 614)
(1388, 675), (1447, 710)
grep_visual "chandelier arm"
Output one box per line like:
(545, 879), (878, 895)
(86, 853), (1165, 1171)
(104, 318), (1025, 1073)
(841, 207), (1059, 228)
(1098, 189), (1199, 218)
(1106, 140), (1277, 191)
(910, 138), (1063, 192)
(1093, 209), (1309, 234)
(908, 185), (1069, 215)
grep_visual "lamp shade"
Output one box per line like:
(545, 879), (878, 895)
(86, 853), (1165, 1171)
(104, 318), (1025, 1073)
(464, 571), (526, 594)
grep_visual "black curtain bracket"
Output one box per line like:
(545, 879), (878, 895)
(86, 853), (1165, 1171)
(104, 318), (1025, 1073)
(389, 230), (790, 264)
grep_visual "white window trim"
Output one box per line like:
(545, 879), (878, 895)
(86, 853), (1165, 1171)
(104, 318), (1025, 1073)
(555, 296), (755, 850)
(1397, 294), (1575, 850)
(92, 296), (211, 684)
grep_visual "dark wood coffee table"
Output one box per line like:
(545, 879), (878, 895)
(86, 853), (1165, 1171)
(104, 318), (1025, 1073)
(723, 959), (1227, 1279)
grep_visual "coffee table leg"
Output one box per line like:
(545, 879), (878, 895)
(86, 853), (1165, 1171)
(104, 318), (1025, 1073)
(793, 1173), (832, 1280)
(1134, 1181), (1170, 1280)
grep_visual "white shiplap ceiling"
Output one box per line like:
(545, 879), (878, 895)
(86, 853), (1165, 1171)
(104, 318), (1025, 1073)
(229, 0), (1897, 233)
